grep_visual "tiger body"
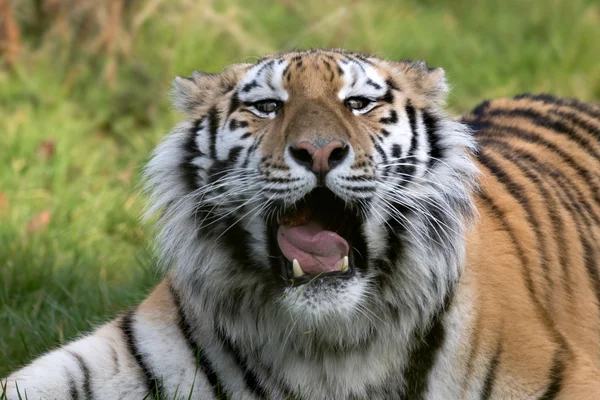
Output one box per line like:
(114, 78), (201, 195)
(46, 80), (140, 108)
(4, 49), (600, 399)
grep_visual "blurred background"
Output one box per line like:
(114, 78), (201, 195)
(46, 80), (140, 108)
(0, 0), (598, 376)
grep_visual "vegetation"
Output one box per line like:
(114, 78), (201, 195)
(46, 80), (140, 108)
(1, 0), (598, 378)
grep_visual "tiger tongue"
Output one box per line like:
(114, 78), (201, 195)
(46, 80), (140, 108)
(277, 221), (349, 275)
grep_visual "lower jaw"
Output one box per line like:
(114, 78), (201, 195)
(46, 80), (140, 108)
(278, 252), (357, 286)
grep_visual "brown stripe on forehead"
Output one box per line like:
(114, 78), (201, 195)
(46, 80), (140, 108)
(280, 52), (347, 93)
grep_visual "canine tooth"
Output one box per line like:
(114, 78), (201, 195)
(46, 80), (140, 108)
(341, 256), (349, 272)
(292, 259), (304, 277)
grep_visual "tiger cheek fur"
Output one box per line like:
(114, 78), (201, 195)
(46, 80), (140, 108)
(4, 49), (600, 400)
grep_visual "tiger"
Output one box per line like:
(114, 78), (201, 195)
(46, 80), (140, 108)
(4, 48), (600, 400)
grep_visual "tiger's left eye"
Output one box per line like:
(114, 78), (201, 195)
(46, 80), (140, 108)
(253, 100), (282, 114)
(345, 97), (372, 111)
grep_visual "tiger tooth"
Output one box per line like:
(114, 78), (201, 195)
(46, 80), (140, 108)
(341, 256), (349, 272)
(292, 259), (304, 277)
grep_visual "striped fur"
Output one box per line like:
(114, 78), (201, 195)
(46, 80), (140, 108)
(4, 50), (600, 399)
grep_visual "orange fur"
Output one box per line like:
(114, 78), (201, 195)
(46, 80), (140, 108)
(462, 95), (600, 397)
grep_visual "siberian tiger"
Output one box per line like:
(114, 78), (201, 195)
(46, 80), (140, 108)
(4, 49), (600, 399)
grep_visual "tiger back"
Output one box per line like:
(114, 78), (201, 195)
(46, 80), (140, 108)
(462, 94), (600, 398)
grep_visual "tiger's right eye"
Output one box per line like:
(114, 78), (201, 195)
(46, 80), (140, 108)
(345, 97), (372, 111)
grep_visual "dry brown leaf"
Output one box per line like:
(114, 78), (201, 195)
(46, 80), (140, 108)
(0, 0), (21, 67)
(38, 139), (56, 160)
(0, 192), (8, 215)
(27, 210), (52, 233)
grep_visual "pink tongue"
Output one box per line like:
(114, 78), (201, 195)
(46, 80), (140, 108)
(277, 221), (349, 275)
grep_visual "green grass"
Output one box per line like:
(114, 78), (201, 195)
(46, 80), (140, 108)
(1, 0), (599, 379)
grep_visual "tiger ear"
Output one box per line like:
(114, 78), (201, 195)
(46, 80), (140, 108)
(171, 72), (217, 114)
(390, 61), (448, 107)
(171, 64), (251, 114)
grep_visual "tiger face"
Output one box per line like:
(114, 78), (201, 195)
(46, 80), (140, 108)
(146, 49), (476, 329)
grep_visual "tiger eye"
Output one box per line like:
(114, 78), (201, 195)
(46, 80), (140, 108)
(345, 97), (371, 110)
(254, 100), (281, 113)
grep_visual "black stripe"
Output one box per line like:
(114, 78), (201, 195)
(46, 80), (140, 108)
(215, 328), (270, 399)
(228, 92), (240, 117)
(469, 119), (600, 210)
(282, 62), (292, 78)
(478, 191), (542, 317)
(372, 135), (390, 177)
(551, 107), (600, 141)
(373, 224), (406, 285)
(351, 70), (359, 88)
(227, 146), (244, 165)
(381, 88), (395, 104)
(477, 176), (574, 391)
(405, 101), (418, 139)
(345, 56), (367, 72)
(482, 107), (600, 162)
(340, 185), (375, 192)
(477, 138), (600, 227)
(228, 119), (239, 131)
(241, 80), (259, 93)
(480, 137), (600, 323)
(470, 100), (491, 117)
(169, 285), (226, 400)
(180, 119), (205, 191)
(366, 78), (382, 90)
(264, 176), (300, 184)
(69, 352), (93, 400)
(400, 295), (452, 400)
(341, 175), (374, 182)
(379, 110), (398, 125)
(353, 54), (376, 66)
(393, 100), (420, 183)
(256, 60), (276, 77)
(422, 110), (443, 170)
(483, 144), (570, 292)
(478, 150), (554, 298)
(478, 190), (572, 364)
(538, 349), (565, 400)
(385, 78), (401, 92)
(120, 310), (165, 400)
(480, 343), (502, 400)
(207, 107), (220, 160)
(240, 133), (263, 169)
(514, 93), (600, 120)
(221, 214), (259, 275)
(66, 369), (78, 400)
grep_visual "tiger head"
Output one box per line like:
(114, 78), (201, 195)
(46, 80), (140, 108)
(145, 49), (477, 342)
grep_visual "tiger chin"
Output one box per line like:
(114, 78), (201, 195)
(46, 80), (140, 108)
(5, 49), (600, 399)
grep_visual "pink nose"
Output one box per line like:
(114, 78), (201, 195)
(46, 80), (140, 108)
(289, 140), (349, 173)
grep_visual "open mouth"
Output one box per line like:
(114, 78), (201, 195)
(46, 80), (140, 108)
(270, 188), (363, 286)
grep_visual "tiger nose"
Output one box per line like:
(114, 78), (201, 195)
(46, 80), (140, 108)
(289, 140), (350, 174)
